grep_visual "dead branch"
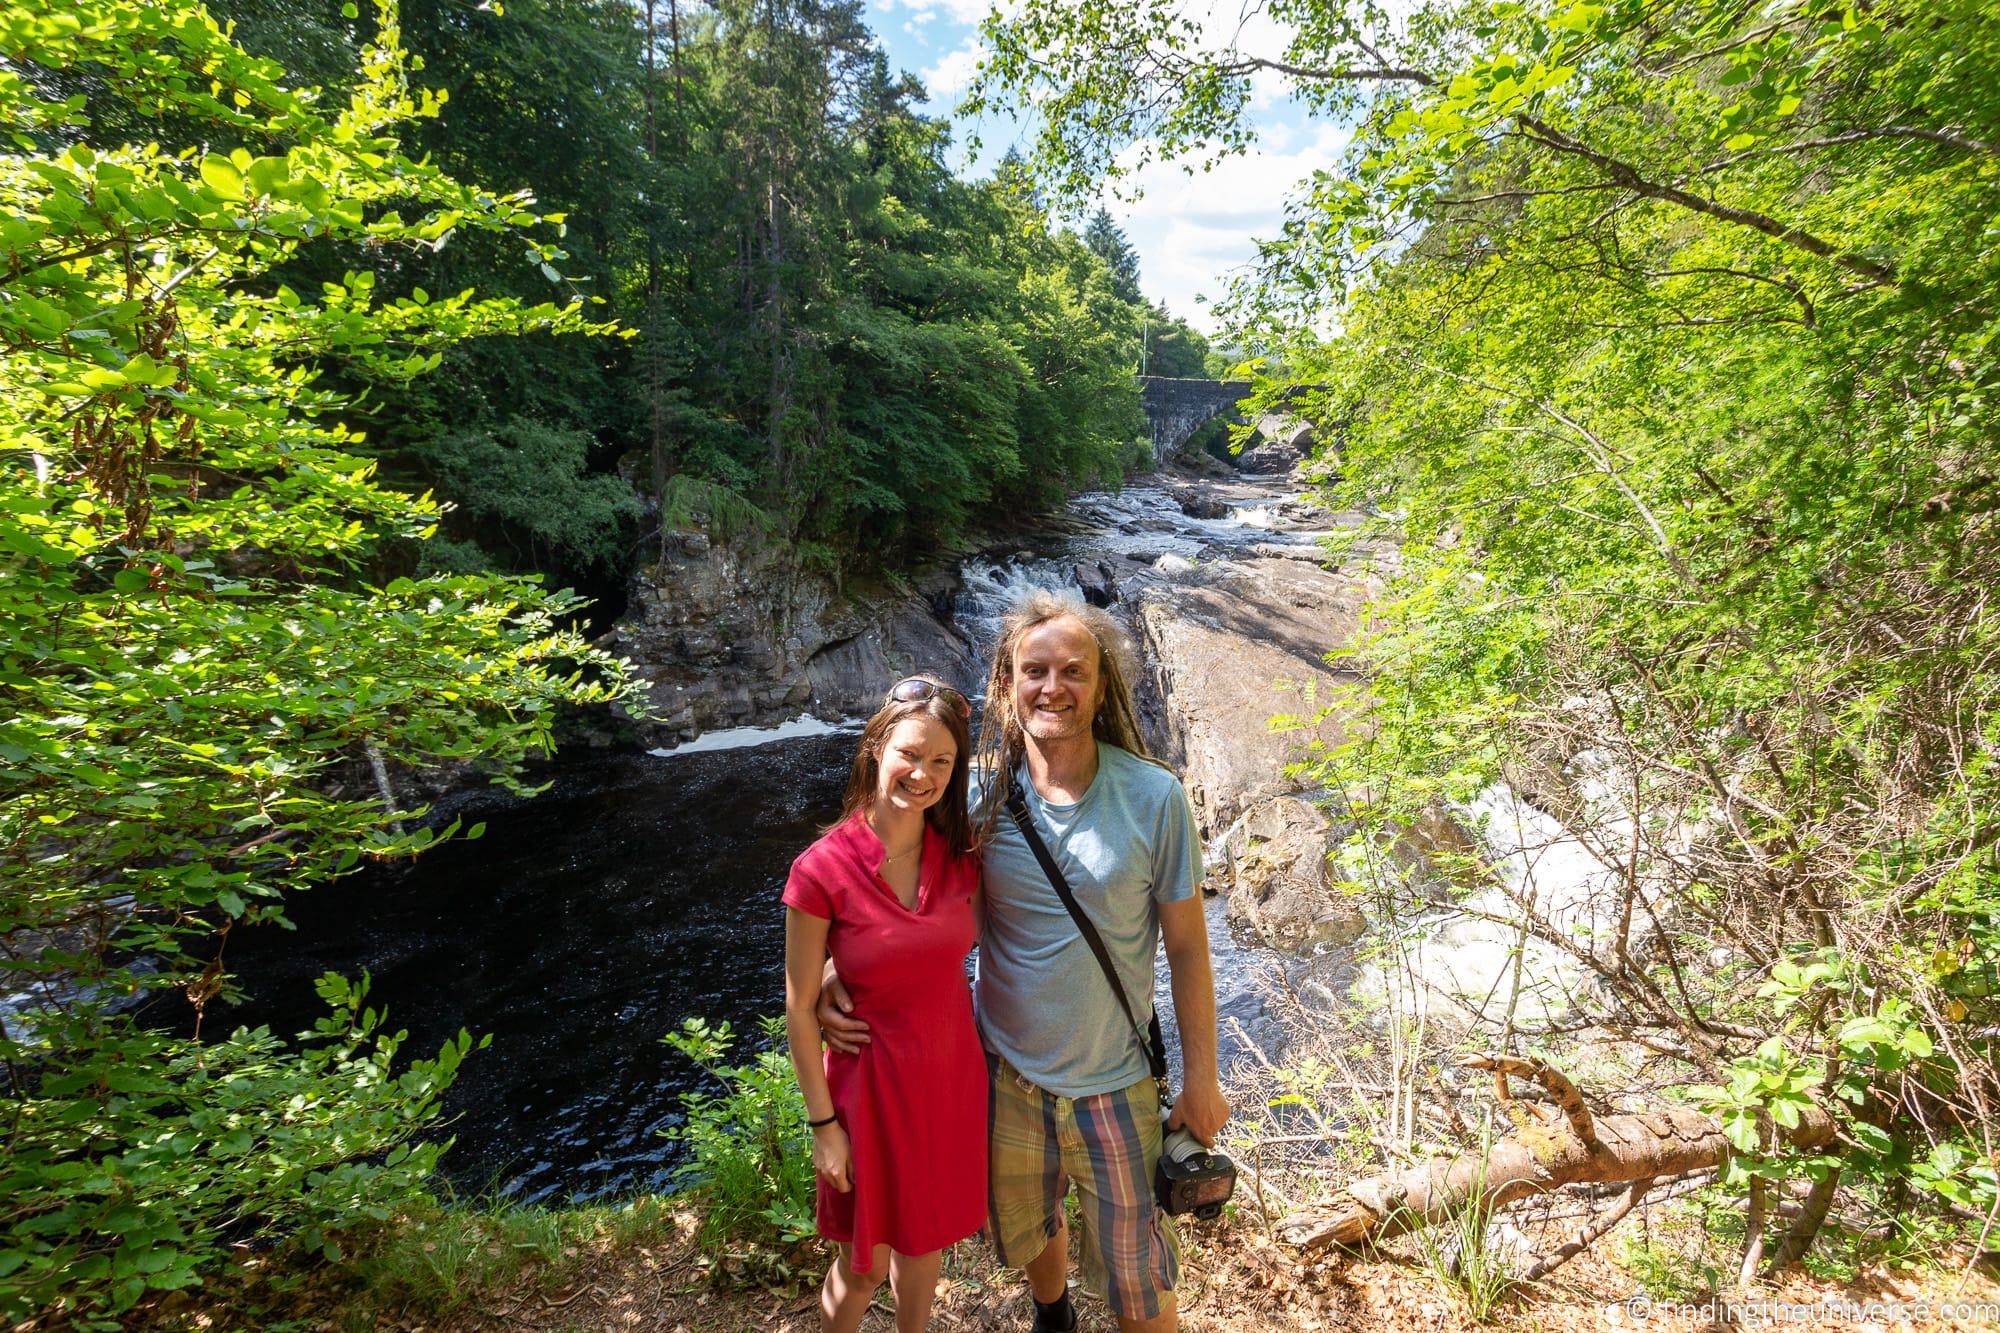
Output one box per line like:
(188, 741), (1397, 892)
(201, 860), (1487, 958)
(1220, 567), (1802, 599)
(1524, 1176), (1654, 1282)
(1460, 1054), (1595, 1144)
(1275, 1098), (1835, 1251)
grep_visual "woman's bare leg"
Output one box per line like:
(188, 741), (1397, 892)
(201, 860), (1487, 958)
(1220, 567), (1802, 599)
(821, 1242), (889, 1333)
(887, 1248), (944, 1332)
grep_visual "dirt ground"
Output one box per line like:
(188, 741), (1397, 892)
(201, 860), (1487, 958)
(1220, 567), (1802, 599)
(373, 1211), (2000, 1333)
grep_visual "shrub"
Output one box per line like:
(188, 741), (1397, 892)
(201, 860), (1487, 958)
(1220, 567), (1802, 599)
(660, 1017), (816, 1258)
(0, 975), (481, 1326)
(0, 0), (638, 1320)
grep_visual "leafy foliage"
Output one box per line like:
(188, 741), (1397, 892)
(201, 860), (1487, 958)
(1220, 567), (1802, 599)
(197, 0), (1194, 578)
(977, 0), (2000, 1259)
(0, 0), (641, 1317)
(417, 417), (643, 574)
(660, 1017), (816, 1257)
(0, 975), (480, 1325)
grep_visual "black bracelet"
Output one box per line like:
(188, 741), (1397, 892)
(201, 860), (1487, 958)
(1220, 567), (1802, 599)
(807, 1112), (838, 1128)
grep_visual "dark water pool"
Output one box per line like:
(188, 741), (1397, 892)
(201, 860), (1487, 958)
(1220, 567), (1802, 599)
(203, 726), (1289, 1204)
(206, 734), (854, 1204)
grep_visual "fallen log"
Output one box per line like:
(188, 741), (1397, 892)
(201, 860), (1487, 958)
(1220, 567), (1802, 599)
(1275, 1056), (1836, 1251)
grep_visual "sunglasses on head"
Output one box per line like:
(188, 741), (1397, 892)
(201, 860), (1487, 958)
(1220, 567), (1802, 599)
(887, 677), (971, 719)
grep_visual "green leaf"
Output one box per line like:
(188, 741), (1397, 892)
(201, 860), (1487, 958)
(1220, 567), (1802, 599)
(198, 154), (244, 198)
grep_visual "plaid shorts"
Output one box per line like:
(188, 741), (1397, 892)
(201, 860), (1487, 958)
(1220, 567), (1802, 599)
(986, 1052), (1181, 1320)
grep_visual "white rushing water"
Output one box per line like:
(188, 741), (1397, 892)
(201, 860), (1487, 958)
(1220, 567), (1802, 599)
(1360, 782), (1627, 1026)
(646, 712), (860, 757)
(952, 555), (1082, 661)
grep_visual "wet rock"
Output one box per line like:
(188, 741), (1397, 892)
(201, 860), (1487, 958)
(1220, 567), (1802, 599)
(1236, 440), (1304, 475)
(1245, 541), (1327, 563)
(1170, 448), (1235, 479)
(1237, 415), (1315, 475)
(610, 538), (974, 745)
(1074, 558), (1118, 607)
(1214, 795), (1367, 952)
(1393, 803), (1486, 895)
(1156, 473), (1231, 519)
(805, 599), (978, 718)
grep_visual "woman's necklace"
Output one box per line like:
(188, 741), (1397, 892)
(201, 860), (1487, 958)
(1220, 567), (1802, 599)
(866, 811), (921, 868)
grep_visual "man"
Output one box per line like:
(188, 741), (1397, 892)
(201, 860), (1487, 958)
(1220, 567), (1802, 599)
(822, 591), (1229, 1333)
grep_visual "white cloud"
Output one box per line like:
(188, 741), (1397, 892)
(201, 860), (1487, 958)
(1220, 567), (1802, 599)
(1107, 121), (1354, 334)
(864, 0), (1384, 333)
(895, 0), (1001, 26)
(921, 39), (987, 106)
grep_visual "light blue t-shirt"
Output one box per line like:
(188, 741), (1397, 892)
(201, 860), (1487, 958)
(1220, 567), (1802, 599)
(972, 742), (1203, 1097)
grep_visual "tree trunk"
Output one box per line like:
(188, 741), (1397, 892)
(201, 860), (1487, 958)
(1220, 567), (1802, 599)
(1275, 1103), (1836, 1251)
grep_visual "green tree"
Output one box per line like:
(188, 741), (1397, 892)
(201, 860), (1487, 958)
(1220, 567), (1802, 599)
(203, 0), (1160, 580)
(0, 0), (640, 1319)
(1143, 301), (1210, 378)
(1084, 206), (1143, 305)
(976, 0), (2000, 1262)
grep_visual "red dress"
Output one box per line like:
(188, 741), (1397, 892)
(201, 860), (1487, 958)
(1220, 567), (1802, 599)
(782, 814), (986, 1268)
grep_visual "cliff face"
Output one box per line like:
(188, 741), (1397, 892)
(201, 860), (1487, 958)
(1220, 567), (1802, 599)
(608, 531), (975, 745)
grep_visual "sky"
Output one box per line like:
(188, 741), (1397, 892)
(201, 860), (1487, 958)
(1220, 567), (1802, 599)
(859, 0), (1353, 335)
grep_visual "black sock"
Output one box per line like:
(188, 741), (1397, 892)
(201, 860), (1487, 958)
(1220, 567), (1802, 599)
(1033, 1291), (1076, 1331)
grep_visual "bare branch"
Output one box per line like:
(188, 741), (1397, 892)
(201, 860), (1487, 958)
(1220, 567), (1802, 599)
(1524, 1176), (1655, 1281)
(1213, 54), (1434, 86)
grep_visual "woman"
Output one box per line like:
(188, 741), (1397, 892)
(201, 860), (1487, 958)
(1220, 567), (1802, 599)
(782, 676), (986, 1333)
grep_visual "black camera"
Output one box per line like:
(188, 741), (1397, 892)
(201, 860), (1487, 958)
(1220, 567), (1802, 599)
(1155, 1118), (1236, 1220)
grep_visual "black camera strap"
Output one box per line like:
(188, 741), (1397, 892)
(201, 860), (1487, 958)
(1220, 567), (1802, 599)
(1004, 786), (1169, 1085)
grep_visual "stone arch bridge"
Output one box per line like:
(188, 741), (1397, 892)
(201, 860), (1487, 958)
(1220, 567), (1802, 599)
(1138, 376), (1256, 462)
(1138, 375), (1330, 462)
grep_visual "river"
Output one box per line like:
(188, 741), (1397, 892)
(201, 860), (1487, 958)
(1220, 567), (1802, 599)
(205, 474), (1339, 1204)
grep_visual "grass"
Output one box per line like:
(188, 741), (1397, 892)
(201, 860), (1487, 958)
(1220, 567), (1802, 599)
(1394, 1140), (1515, 1325)
(127, 1193), (698, 1331)
(351, 1198), (572, 1315)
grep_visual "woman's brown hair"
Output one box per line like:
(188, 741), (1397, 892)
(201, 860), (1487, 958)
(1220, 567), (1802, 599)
(830, 675), (977, 856)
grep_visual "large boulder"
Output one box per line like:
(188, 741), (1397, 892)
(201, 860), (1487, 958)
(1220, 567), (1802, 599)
(1134, 554), (1375, 834)
(1237, 414), (1314, 475)
(1213, 795), (1367, 952)
(1074, 558), (1119, 607)
(804, 596), (978, 719)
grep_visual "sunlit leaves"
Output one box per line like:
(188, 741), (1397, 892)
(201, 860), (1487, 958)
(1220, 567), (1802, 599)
(976, 0), (2000, 1233)
(0, 1), (642, 1319)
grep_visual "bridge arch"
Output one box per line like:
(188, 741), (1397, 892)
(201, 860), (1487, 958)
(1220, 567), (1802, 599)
(1136, 375), (1257, 462)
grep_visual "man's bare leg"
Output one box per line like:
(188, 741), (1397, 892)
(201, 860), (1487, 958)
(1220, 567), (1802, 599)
(1026, 1216), (1178, 1330)
(1025, 1213), (1069, 1303)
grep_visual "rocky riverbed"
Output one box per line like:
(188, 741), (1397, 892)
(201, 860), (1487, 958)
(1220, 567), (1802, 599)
(606, 455), (1397, 960)
(206, 446), (1603, 1203)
